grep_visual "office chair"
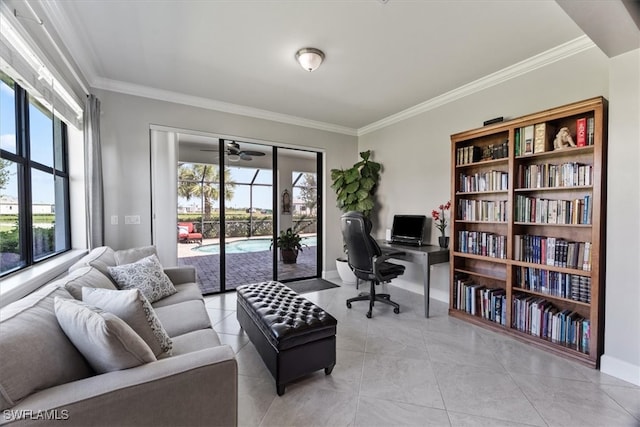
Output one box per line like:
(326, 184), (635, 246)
(341, 211), (405, 318)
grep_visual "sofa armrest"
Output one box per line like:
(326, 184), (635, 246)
(163, 266), (197, 285)
(2, 346), (237, 427)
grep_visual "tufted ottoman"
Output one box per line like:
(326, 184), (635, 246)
(236, 281), (337, 395)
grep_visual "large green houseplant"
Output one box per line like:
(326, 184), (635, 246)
(330, 150), (381, 218)
(330, 150), (382, 283)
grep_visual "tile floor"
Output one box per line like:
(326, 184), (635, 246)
(204, 281), (640, 427)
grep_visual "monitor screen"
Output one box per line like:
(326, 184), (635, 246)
(391, 215), (426, 240)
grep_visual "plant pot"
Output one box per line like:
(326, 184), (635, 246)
(336, 258), (357, 284)
(280, 248), (298, 264)
(438, 236), (449, 249)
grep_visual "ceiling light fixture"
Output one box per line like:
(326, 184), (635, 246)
(295, 47), (325, 72)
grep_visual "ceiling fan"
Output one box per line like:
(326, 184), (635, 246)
(200, 141), (266, 161)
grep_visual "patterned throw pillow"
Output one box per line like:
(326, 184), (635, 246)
(107, 255), (177, 303)
(82, 288), (173, 357)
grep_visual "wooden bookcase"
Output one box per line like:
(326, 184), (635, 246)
(449, 97), (607, 367)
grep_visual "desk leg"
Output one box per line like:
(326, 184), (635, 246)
(423, 259), (430, 318)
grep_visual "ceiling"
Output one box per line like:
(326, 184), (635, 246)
(25, 1), (639, 134)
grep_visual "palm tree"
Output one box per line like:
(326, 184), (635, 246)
(178, 163), (235, 221)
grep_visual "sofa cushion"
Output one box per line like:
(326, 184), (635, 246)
(108, 255), (177, 303)
(83, 288), (173, 357)
(154, 300), (212, 338)
(0, 285), (93, 410)
(114, 245), (157, 265)
(68, 246), (116, 272)
(54, 266), (118, 300)
(151, 282), (204, 308)
(54, 298), (156, 374)
(171, 329), (222, 356)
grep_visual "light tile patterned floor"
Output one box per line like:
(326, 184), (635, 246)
(204, 282), (640, 427)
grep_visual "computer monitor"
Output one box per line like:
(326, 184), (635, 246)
(391, 214), (428, 246)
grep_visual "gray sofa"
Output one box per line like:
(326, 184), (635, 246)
(0, 246), (237, 427)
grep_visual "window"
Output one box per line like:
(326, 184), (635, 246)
(0, 71), (70, 276)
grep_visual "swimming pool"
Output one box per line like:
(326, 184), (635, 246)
(193, 236), (317, 255)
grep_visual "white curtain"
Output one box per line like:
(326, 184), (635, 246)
(84, 94), (104, 249)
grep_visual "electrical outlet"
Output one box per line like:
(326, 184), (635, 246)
(124, 215), (140, 225)
(110, 215), (118, 225)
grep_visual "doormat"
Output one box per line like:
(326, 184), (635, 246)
(285, 278), (340, 294)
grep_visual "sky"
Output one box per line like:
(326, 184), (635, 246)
(1, 79), (56, 204)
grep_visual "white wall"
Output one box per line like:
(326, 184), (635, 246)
(94, 89), (357, 274)
(601, 48), (640, 385)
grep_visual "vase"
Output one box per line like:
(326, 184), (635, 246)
(438, 236), (449, 249)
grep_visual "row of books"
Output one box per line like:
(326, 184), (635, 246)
(514, 195), (592, 225)
(457, 231), (507, 259)
(514, 235), (592, 271)
(457, 199), (508, 222)
(517, 162), (593, 189)
(456, 141), (508, 166)
(453, 276), (506, 325)
(514, 266), (591, 303)
(512, 294), (590, 354)
(515, 118), (595, 157)
(458, 170), (509, 193)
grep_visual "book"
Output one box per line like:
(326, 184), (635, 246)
(576, 118), (587, 147)
(533, 123), (549, 153)
(587, 117), (595, 145)
(523, 125), (534, 155)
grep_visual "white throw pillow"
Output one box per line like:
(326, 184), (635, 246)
(107, 254), (177, 303)
(54, 297), (156, 374)
(82, 288), (173, 357)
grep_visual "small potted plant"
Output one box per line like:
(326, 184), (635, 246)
(271, 228), (305, 264)
(432, 200), (451, 248)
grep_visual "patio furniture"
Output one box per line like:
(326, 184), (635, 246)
(178, 222), (203, 243)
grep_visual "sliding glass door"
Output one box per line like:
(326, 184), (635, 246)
(176, 136), (321, 294)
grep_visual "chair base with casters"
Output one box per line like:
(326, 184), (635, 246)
(347, 279), (400, 318)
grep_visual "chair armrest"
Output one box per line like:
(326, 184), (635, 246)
(163, 266), (197, 285)
(2, 346), (237, 427)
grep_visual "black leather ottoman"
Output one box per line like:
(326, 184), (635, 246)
(236, 281), (337, 395)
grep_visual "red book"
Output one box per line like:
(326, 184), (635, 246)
(576, 118), (587, 147)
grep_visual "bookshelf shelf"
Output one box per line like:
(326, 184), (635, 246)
(513, 287), (591, 308)
(456, 190), (509, 195)
(515, 145), (594, 161)
(452, 252), (508, 263)
(449, 97), (607, 368)
(455, 158), (508, 169)
(514, 186), (593, 193)
(514, 222), (592, 228)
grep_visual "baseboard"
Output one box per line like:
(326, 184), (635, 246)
(600, 354), (640, 386)
(323, 269), (339, 281)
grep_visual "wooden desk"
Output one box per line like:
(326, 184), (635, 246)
(377, 240), (449, 318)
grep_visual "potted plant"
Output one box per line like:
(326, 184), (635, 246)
(330, 150), (382, 283)
(271, 228), (305, 264)
(431, 200), (451, 248)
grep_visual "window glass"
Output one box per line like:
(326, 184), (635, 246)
(0, 161), (24, 274)
(31, 168), (55, 260)
(0, 75), (16, 154)
(29, 95), (54, 167)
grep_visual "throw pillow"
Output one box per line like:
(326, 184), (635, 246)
(54, 297), (156, 374)
(107, 254), (177, 303)
(114, 245), (157, 265)
(56, 266), (118, 300)
(82, 288), (173, 357)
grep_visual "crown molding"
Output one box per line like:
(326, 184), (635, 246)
(357, 36), (597, 136)
(92, 77), (358, 136)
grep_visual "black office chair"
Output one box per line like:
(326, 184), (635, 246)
(341, 211), (405, 318)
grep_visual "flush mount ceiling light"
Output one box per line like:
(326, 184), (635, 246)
(295, 47), (325, 72)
